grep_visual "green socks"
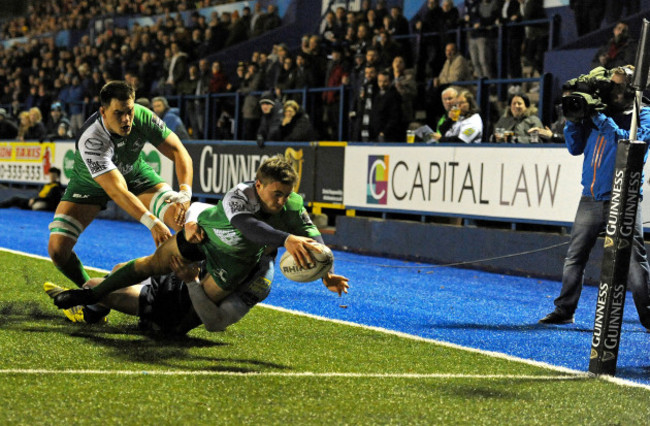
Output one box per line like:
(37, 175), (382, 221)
(90, 259), (144, 299)
(56, 252), (91, 288)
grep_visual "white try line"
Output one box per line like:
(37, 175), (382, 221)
(2, 247), (649, 392)
(0, 369), (589, 381)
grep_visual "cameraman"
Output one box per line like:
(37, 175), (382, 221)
(539, 66), (650, 329)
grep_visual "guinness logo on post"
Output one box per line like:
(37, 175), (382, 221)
(284, 147), (303, 192)
(604, 237), (614, 248)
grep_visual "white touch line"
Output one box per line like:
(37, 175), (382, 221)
(3, 247), (649, 391)
(0, 369), (589, 380)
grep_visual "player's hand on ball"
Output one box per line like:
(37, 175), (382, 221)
(323, 272), (349, 296)
(284, 235), (319, 269)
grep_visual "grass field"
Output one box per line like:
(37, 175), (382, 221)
(1, 249), (650, 424)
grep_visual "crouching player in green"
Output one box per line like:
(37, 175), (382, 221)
(52, 155), (349, 313)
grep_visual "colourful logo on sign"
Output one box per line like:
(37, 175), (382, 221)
(63, 150), (75, 178)
(367, 155), (388, 204)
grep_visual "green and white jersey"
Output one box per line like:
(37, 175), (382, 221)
(71, 103), (171, 186)
(185, 181), (320, 289)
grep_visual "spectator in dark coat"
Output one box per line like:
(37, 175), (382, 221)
(591, 22), (636, 70)
(272, 100), (315, 141)
(256, 91), (283, 146)
(369, 71), (404, 142)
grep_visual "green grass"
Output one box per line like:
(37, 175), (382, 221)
(1, 250), (649, 424)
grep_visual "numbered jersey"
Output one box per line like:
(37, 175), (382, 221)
(70, 103), (171, 188)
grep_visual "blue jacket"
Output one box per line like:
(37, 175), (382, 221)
(565, 108), (650, 201)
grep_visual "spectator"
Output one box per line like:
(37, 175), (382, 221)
(440, 0), (460, 43)
(571, 0), (605, 36)
(433, 90), (483, 143)
(433, 86), (459, 136)
(389, 6), (411, 63)
(428, 42), (472, 122)
(520, 0), (549, 77)
(25, 107), (47, 141)
(0, 167), (63, 211)
(45, 102), (71, 140)
(67, 75), (85, 135)
(225, 10), (249, 47)
(262, 4), (282, 32)
(376, 31), (401, 70)
(351, 64), (378, 141)
(163, 42), (188, 95)
(0, 108), (18, 139)
(499, 0), (524, 83)
(291, 53), (314, 103)
(465, 0), (500, 79)
(209, 61), (229, 93)
(434, 42), (473, 88)
(391, 56), (417, 126)
(493, 93), (544, 143)
(275, 55), (297, 94)
(415, 0), (444, 79)
(591, 22), (635, 70)
(322, 48), (349, 140)
(250, 2), (265, 37)
(272, 100), (315, 141)
(239, 62), (263, 140)
(151, 96), (190, 140)
(256, 91), (283, 146)
(189, 58), (211, 139)
(371, 71), (404, 142)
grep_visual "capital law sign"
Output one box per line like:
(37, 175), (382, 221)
(343, 145), (587, 224)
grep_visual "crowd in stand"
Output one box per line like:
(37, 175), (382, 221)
(0, 0), (641, 144)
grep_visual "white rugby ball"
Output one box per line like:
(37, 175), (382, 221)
(279, 243), (334, 282)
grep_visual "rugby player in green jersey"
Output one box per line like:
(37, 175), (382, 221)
(47, 81), (193, 315)
(53, 155), (349, 312)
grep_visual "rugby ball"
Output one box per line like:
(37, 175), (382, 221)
(279, 243), (334, 282)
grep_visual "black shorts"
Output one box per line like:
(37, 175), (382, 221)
(138, 274), (201, 335)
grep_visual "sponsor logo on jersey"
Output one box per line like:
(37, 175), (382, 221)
(117, 141), (125, 148)
(72, 193), (90, 198)
(151, 114), (165, 131)
(84, 138), (103, 151)
(213, 267), (228, 283)
(300, 210), (314, 226)
(131, 138), (143, 152)
(117, 163), (134, 175)
(86, 158), (107, 175)
(211, 228), (242, 247)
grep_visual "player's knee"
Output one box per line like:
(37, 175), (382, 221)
(47, 239), (71, 266)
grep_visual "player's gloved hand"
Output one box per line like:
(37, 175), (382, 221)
(168, 184), (192, 205)
(322, 272), (349, 297)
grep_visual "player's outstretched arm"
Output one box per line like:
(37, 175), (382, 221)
(95, 169), (171, 246)
(322, 272), (349, 296)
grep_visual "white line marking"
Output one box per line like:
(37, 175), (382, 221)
(3, 247), (649, 391)
(0, 369), (589, 380)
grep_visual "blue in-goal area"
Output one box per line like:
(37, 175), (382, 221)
(1, 209), (649, 385)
